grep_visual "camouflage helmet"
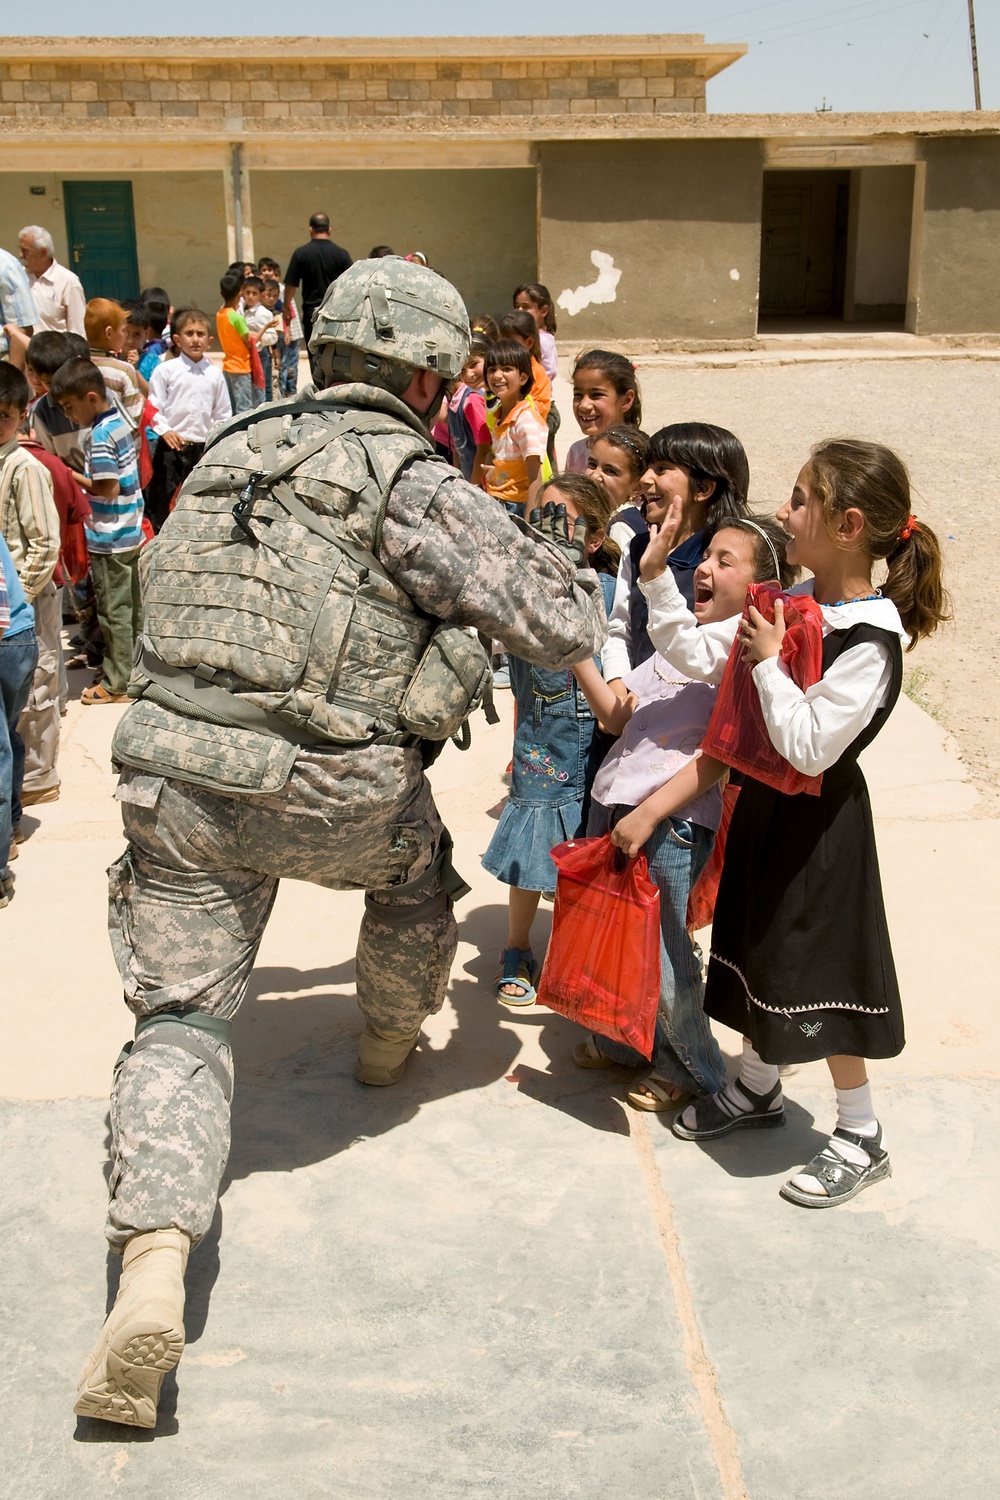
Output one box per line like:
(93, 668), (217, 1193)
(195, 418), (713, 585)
(309, 257), (471, 381)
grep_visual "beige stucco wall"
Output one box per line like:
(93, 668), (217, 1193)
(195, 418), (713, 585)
(249, 168), (537, 320)
(910, 138), (1000, 335)
(0, 169), (227, 323)
(846, 166), (913, 319)
(539, 140), (763, 342)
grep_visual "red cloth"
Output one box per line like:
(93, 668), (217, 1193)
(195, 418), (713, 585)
(537, 836), (661, 1058)
(19, 440), (91, 587)
(701, 583), (825, 798)
(687, 780), (740, 932)
(139, 399), (158, 491)
(249, 339), (266, 392)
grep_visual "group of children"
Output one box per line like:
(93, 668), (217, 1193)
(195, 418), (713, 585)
(479, 339), (949, 1211)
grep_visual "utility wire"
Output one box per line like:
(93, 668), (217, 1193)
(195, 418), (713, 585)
(742, 0), (928, 42)
(882, 0), (950, 106)
(900, 4), (964, 105)
(747, 0), (931, 47)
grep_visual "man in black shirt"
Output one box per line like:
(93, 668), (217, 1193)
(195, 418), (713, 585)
(283, 213), (352, 350)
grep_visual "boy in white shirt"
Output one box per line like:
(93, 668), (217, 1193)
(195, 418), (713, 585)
(145, 308), (230, 533)
(241, 277), (280, 405)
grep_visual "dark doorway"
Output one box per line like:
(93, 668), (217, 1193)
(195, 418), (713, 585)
(63, 181), (140, 302)
(759, 171), (850, 322)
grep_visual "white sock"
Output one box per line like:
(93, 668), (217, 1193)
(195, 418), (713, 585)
(790, 1083), (882, 1196)
(678, 1040), (780, 1131)
(738, 1040), (781, 1100)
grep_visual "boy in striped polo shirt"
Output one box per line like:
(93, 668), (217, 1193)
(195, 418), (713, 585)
(50, 359), (144, 705)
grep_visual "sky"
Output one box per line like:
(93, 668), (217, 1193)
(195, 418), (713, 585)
(8, 0), (996, 113)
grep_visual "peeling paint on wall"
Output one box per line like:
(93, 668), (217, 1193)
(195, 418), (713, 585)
(557, 250), (622, 317)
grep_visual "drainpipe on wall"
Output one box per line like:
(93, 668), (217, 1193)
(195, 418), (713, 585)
(232, 143), (244, 261)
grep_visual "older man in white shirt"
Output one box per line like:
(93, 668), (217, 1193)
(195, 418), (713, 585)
(18, 226), (86, 338)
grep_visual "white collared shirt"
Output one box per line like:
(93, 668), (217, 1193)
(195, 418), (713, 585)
(27, 259), (87, 337)
(147, 354), (232, 443)
(641, 570), (907, 777)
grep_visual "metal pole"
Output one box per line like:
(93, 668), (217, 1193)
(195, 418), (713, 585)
(232, 143), (244, 259)
(968, 0), (982, 110)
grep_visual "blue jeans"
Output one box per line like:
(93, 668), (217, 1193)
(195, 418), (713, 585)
(224, 371), (254, 414)
(279, 337), (299, 396)
(587, 804), (727, 1095)
(0, 627), (39, 868)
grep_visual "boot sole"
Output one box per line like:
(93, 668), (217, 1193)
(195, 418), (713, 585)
(672, 1110), (786, 1142)
(74, 1318), (184, 1428)
(355, 1060), (407, 1086)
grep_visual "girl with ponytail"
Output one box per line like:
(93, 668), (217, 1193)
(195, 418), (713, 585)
(638, 437), (948, 1211)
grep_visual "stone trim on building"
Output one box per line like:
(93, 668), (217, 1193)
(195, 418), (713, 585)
(0, 37), (747, 125)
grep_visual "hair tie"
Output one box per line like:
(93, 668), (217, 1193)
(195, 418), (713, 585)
(899, 514), (920, 540)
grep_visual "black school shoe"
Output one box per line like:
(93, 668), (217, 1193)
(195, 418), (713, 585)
(780, 1124), (891, 1209)
(671, 1078), (785, 1141)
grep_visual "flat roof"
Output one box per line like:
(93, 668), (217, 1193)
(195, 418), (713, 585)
(2, 35), (747, 79)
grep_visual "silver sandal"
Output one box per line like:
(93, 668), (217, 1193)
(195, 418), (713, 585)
(780, 1124), (891, 1209)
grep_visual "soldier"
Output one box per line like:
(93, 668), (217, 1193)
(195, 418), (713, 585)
(74, 259), (606, 1429)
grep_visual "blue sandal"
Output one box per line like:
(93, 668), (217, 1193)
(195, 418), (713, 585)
(495, 948), (538, 1007)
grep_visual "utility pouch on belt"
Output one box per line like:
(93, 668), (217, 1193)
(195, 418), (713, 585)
(112, 698), (298, 796)
(398, 626), (491, 741)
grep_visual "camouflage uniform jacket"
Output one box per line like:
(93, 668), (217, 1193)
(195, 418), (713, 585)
(117, 382), (606, 811)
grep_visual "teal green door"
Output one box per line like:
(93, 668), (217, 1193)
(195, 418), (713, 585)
(63, 181), (140, 302)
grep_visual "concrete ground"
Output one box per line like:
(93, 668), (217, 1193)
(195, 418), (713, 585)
(2, 348), (999, 1497)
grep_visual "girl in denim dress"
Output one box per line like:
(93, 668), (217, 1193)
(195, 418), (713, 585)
(483, 474), (619, 1006)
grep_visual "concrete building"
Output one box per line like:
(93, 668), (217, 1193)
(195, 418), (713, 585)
(1, 35), (998, 344)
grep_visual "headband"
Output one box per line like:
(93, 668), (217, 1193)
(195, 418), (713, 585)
(731, 518), (782, 582)
(591, 431), (645, 464)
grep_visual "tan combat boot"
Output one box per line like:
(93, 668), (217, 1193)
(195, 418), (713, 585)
(74, 1228), (190, 1428)
(355, 1023), (422, 1086)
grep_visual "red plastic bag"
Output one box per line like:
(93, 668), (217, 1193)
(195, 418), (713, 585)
(250, 339), (266, 392)
(536, 836), (660, 1058)
(139, 400), (158, 490)
(60, 517), (90, 586)
(701, 583), (825, 797)
(687, 780), (740, 932)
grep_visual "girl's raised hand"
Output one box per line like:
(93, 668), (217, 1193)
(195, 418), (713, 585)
(740, 598), (786, 663)
(638, 495), (684, 582)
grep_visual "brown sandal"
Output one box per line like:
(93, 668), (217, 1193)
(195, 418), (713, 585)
(81, 684), (130, 706)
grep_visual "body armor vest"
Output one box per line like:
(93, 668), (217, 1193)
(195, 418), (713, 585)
(112, 385), (489, 795)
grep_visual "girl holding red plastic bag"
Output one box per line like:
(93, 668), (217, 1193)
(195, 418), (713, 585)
(640, 440), (950, 1209)
(569, 516), (795, 1113)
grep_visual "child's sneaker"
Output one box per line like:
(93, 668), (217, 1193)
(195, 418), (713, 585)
(0, 867), (15, 908)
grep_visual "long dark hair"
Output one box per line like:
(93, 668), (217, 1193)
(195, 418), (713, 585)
(572, 349), (642, 428)
(513, 282), (557, 334)
(647, 422), (750, 524)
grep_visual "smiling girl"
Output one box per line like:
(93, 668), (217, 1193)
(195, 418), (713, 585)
(640, 438), (949, 1208)
(483, 473), (620, 1006)
(585, 424), (649, 553)
(565, 351), (642, 474)
(570, 516), (794, 1111)
(603, 422), (750, 688)
(479, 340), (548, 517)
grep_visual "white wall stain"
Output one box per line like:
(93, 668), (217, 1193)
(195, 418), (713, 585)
(557, 251), (622, 317)
(730, 268), (741, 280)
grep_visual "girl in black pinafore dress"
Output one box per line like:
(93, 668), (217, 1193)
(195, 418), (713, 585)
(640, 439), (950, 1210)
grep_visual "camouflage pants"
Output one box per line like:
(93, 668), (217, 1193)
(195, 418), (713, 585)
(105, 750), (460, 1253)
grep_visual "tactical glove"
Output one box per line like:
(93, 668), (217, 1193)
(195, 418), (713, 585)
(527, 501), (588, 569)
